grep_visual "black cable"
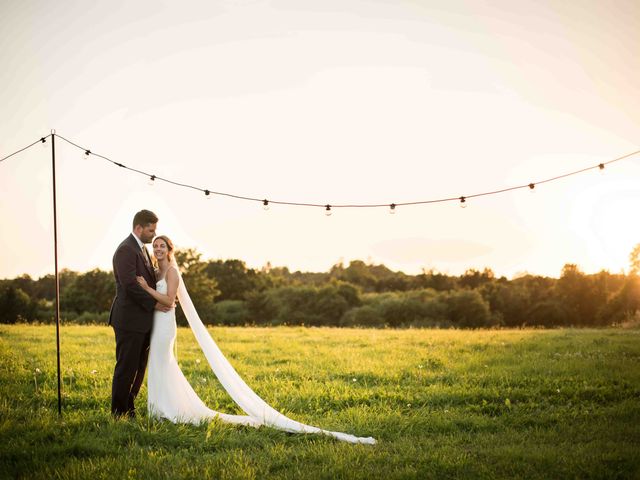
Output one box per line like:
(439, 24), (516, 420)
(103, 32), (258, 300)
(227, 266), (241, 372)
(33, 133), (640, 209)
(0, 135), (51, 163)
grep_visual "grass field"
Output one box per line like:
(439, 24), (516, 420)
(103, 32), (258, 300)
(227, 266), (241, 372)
(0, 325), (639, 479)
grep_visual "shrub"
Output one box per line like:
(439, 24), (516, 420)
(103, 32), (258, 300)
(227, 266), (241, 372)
(245, 284), (357, 326)
(0, 286), (35, 323)
(442, 289), (495, 328)
(210, 300), (251, 326)
(340, 305), (385, 328)
(71, 311), (110, 325)
(525, 300), (570, 327)
(345, 289), (449, 328)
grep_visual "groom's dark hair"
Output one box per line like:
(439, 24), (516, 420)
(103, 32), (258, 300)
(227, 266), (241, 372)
(133, 209), (158, 228)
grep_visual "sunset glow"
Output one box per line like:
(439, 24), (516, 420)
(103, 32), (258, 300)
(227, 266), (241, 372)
(1, 1), (638, 280)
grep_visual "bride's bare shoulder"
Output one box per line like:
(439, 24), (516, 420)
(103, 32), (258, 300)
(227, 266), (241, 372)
(166, 265), (180, 282)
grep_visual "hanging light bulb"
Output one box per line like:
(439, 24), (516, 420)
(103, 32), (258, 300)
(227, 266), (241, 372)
(598, 163), (605, 173)
(389, 203), (396, 214)
(83, 149), (91, 160)
(204, 189), (211, 200)
(459, 196), (467, 208)
(148, 175), (156, 186)
(262, 199), (270, 211)
(325, 204), (332, 216)
(529, 183), (535, 194)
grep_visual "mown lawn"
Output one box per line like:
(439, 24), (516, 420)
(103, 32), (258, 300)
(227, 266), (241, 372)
(0, 325), (639, 479)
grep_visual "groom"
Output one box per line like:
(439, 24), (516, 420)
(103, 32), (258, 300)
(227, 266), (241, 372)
(109, 209), (168, 418)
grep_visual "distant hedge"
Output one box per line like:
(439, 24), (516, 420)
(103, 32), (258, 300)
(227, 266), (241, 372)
(2, 254), (639, 328)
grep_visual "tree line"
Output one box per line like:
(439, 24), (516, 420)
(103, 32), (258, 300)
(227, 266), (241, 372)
(1, 245), (639, 328)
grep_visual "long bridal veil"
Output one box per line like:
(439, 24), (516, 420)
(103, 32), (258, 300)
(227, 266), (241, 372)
(173, 260), (376, 445)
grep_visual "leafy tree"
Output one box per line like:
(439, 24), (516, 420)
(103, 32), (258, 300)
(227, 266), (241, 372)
(556, 264), (606, 326)
(351, 289), (453, 327)
(378, 297), (429, 327)
(331, 260), (377, 291)
(526, 299), (570, 327)
(480, 282), (529, 327)
(8, 274), (36, 297)
(245, 290), (278, 325)
(0, 286), (34, 323)
(205, 259), (259, 301)
(246, 283), (357, 326)
(288, 270), (331, 287)
(511, 274), (555, 305)
(375, 274), (410, 292)
(630, 243), (640, 275)
(312, 286), (351, 326)
(340, 304), (385, 328)
(61, 269), (114, 314)
(260, 265), (291, 289)
(174, 249), (220, 325)
(412, 269), (457, 291)
(210, 300), (251, 326)
(459, 268), (495, 289)
(442, 289), (494, 328)
(36, 270), (80, 300)
(598, 276), (640, 324)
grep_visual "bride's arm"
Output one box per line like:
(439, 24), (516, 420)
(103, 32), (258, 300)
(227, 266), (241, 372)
(136, 268), (178, 307)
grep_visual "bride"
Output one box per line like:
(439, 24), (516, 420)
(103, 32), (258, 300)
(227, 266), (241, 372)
(137, 235), (376, 445)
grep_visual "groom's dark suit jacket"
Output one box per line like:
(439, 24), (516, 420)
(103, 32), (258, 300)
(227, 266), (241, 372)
(109, 234), (157, 333)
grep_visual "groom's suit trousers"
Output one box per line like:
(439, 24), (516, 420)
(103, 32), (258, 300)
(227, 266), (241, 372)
(111, 327), (151, 416)
(110, 234), (156, 417)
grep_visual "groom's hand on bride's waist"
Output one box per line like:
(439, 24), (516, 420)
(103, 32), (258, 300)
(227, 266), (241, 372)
(155, 302), (174, 312)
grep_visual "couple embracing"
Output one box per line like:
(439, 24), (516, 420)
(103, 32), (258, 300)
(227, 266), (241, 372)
(109, 209), (181, 420)
(108, 209), (376, 444)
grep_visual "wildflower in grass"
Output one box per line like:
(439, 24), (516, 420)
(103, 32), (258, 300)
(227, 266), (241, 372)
(33, 368), (41, 393)
(91, 369), (98, 375)
(352, 378), (357, 382)
(196, 359), (201, 364)
(66, 368), (75, 388)
(407, 403), (412, 407)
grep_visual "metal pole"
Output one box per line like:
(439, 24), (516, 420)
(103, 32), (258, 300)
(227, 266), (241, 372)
(51, 130), (62, 416)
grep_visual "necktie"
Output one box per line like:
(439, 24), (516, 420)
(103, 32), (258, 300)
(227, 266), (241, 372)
(142, 246), (151, 268)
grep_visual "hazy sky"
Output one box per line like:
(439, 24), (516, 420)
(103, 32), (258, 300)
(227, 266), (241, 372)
(1, 0), (639, 280)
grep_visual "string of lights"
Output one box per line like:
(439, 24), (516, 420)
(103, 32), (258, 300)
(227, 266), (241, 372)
(0, 135), (51, 163)
(2, 132), (639, 214)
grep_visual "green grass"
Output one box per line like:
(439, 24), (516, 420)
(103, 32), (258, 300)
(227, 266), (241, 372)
(0, 325), (639, 479)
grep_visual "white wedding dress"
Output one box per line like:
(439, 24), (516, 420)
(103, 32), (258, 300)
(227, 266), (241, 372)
(147, 274), (376, 445)
(147, 278), (261, 428)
